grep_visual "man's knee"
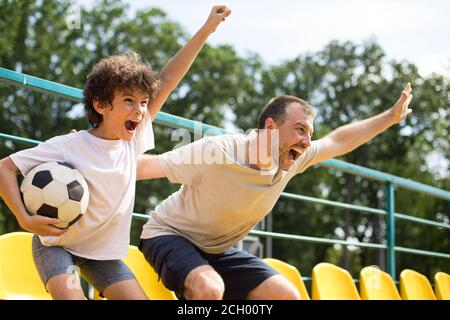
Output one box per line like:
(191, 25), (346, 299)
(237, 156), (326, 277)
(183, 265), (225, 300)
(247, 275), (300, 300)
(278, 285), (301, 300)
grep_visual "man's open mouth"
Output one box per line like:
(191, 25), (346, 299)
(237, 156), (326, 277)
(288, 148), (302, 162)
(125, 120), (140, 131)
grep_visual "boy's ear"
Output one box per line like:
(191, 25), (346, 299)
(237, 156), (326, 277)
(92, 98), (109, 115)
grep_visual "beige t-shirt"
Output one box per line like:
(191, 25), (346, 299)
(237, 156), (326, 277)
(140, 131), (320, 254)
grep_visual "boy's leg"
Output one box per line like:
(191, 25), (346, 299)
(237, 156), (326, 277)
(77, 257), (147, 300)
(32, 234), (85, 300)
(102, 279), (147, 300)
(46, 274), (85, 300)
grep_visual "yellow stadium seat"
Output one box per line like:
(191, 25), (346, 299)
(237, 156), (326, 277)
(0, 232), (52, 300)
(312, 262), (361, 300)
(94, 245), (177, 300)
(263, 258), (310, 300)
(434, 272), (450, 300)
(400, 269), (436, 300)
(359, 266), (401, 300)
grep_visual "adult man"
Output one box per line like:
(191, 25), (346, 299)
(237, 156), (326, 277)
(136, 84), (413, 300)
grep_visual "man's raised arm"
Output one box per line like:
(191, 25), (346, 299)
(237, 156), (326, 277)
(311, 83), (413, 165)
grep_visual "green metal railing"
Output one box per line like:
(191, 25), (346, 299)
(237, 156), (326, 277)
(1, 67), (449, 281)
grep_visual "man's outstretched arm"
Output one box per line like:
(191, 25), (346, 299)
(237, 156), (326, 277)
(311, 83), (413, 165)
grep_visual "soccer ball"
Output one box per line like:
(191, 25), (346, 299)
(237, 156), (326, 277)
(20, 161), (89, 229)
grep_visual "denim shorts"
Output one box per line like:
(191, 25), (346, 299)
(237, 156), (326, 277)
(32, 234), (136, 295)
(139, 235), (279, 300)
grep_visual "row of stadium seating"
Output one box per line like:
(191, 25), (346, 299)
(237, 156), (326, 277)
(0, 232), (448, 300)
(264, 258), (448, 300)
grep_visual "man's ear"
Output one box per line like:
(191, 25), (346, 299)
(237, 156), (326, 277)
(92, 98), (109, 115)
(264, 117), (278, 130)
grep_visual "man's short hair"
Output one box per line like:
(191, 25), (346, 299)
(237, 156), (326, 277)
(257, 95), (316, 129)
(83, 51), (160, 128)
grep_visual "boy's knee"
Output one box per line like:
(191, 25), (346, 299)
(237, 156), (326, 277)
(184, 265), (224, 300)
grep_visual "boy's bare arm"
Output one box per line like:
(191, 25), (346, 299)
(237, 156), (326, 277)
(0, 157), (66, 236)
(148, 5), (232, 119)
(311, 83), (413, 165)
(136, 154), (167, 180)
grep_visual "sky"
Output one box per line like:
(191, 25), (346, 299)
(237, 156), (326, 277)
(77, 0), (450, 77)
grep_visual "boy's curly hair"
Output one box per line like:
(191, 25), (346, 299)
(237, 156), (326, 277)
(83, 51), (160, 128)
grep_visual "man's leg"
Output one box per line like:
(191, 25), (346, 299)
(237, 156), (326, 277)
(246, 274), (300, 300)
(183, 264), (225, 300)
(140, 235), (224, 300)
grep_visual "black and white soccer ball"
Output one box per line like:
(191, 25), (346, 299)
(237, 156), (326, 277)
(20, 162), (89, 229)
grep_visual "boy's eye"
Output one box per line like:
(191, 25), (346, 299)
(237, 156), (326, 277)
(124, 98), (133, 103)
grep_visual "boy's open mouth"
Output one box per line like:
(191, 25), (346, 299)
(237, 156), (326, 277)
(125, 120), (139, 132)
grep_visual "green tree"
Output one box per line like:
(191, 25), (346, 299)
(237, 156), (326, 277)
(0, 0), (448, 280)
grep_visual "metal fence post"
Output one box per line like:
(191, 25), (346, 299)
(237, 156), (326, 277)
(386, 182), (396, 279)
(265, 212), (273, 258)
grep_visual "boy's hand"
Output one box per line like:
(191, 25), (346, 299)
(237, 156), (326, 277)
(389, 83), (413, 124)
(202, 5), (232, 34)
(20, 214), (67, 237)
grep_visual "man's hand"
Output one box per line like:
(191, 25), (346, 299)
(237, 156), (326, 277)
(310, 82), (414, 165)
(202, 5), (232, 34)
(389, 83), (413, 124)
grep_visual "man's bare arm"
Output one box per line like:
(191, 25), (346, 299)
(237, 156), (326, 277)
(311, 83), (413, 165)
(136, 154), (167, 180)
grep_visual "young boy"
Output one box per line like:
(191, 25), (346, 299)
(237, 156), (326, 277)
(0, 5), (231, 300)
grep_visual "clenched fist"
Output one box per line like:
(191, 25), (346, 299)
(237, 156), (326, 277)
(202, 5), (232, 34)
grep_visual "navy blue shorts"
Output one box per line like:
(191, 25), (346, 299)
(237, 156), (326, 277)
(139, 235), (279, 300)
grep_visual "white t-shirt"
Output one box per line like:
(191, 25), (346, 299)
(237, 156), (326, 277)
(140, 131), (320, 254)
(10, 111), (154, 260)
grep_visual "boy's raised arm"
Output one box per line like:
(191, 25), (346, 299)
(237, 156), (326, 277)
(148, 5), (232, 119)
